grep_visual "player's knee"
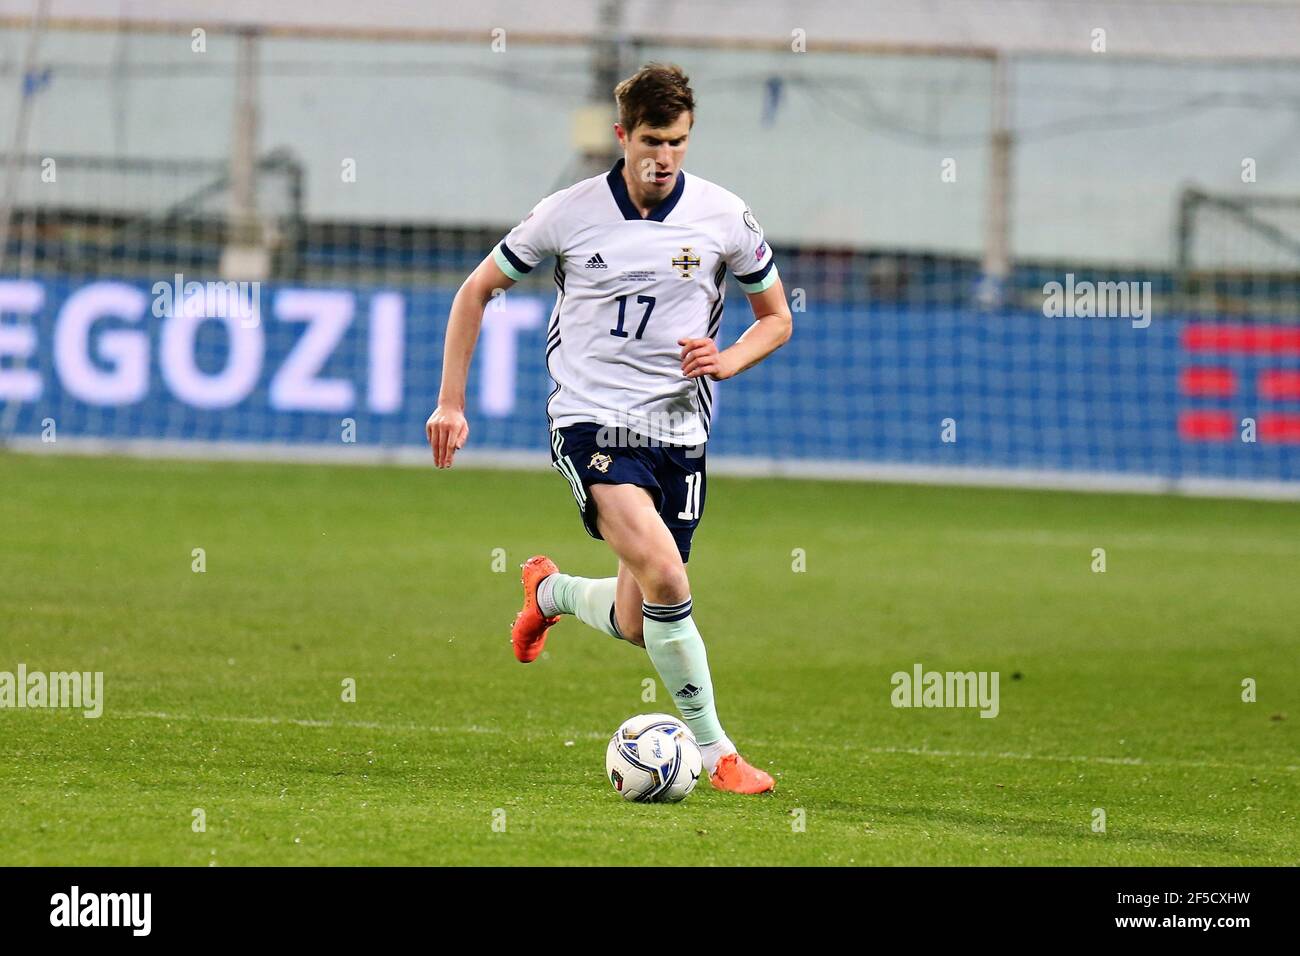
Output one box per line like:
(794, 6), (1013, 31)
(637, 556), (689, 606)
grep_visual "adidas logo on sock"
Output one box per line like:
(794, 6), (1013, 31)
(674, 683), (702, 699)
(585, 253), (608, 269)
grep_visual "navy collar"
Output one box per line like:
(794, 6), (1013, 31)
(606, 158), (685, 222)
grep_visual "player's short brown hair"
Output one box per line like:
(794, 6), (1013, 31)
(614, 63), (695, 135)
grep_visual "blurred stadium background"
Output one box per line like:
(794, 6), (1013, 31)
(2, 0), (1300, 495)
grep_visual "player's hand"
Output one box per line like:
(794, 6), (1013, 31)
(679, 338), (734, 381)
(426, 405), (469, 468)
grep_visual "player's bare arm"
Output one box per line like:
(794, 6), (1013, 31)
(680, 277), (793, 380)
(426, 254), (516, 468)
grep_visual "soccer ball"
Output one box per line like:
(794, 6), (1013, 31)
(605, 713), (703, 803)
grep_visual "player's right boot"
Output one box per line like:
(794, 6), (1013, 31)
(511, 555), (560, 663)
(709, 753), (776, 794)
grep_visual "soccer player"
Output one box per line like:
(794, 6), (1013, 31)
(426, 64), (791, 794)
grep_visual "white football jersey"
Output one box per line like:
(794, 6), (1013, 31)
(492, 158), (779, 445)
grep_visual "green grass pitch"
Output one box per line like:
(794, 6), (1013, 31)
(1, 450), (1296, 866)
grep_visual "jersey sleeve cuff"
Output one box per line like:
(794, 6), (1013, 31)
(737, 262), (778, 294)
(494, 243), (532, 281)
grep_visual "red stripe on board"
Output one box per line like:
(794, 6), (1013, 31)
(1258, 370), (1300, 401)
(1183, 324), (1300, 355)
(1179, 367), (1236, 397)
(1260, 413), (1300, 443)
(1178, 410), (1236, 441)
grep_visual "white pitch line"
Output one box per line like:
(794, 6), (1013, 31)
(858, 744), (1297, 774)
(118, 710), (525, 737)
(943, 528), (1300, 559)
(115, 711), (1296, 773)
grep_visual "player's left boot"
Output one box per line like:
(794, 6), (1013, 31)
(709, 753), (776, 794)
(511, 555), (560, 663)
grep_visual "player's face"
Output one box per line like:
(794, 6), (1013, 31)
(619, 112), (691, 202)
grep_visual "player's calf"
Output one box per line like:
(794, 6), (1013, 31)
(615, 612), (645, 647)
(613, 563), (646, 647)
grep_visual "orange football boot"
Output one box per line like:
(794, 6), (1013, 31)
(709, 753), (776, 794)
(511, 555), (560, 663)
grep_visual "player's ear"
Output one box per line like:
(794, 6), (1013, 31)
(613, 122), (625, 146)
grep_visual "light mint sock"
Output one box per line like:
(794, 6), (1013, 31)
(539, 573), (623, 640)
(641, 598), (725, 746)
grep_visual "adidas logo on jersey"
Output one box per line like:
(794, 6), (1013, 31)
(585, 253), (608, 269)
(675, 683), (702, 699)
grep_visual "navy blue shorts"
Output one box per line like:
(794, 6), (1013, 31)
(549, 422), (707, 564)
